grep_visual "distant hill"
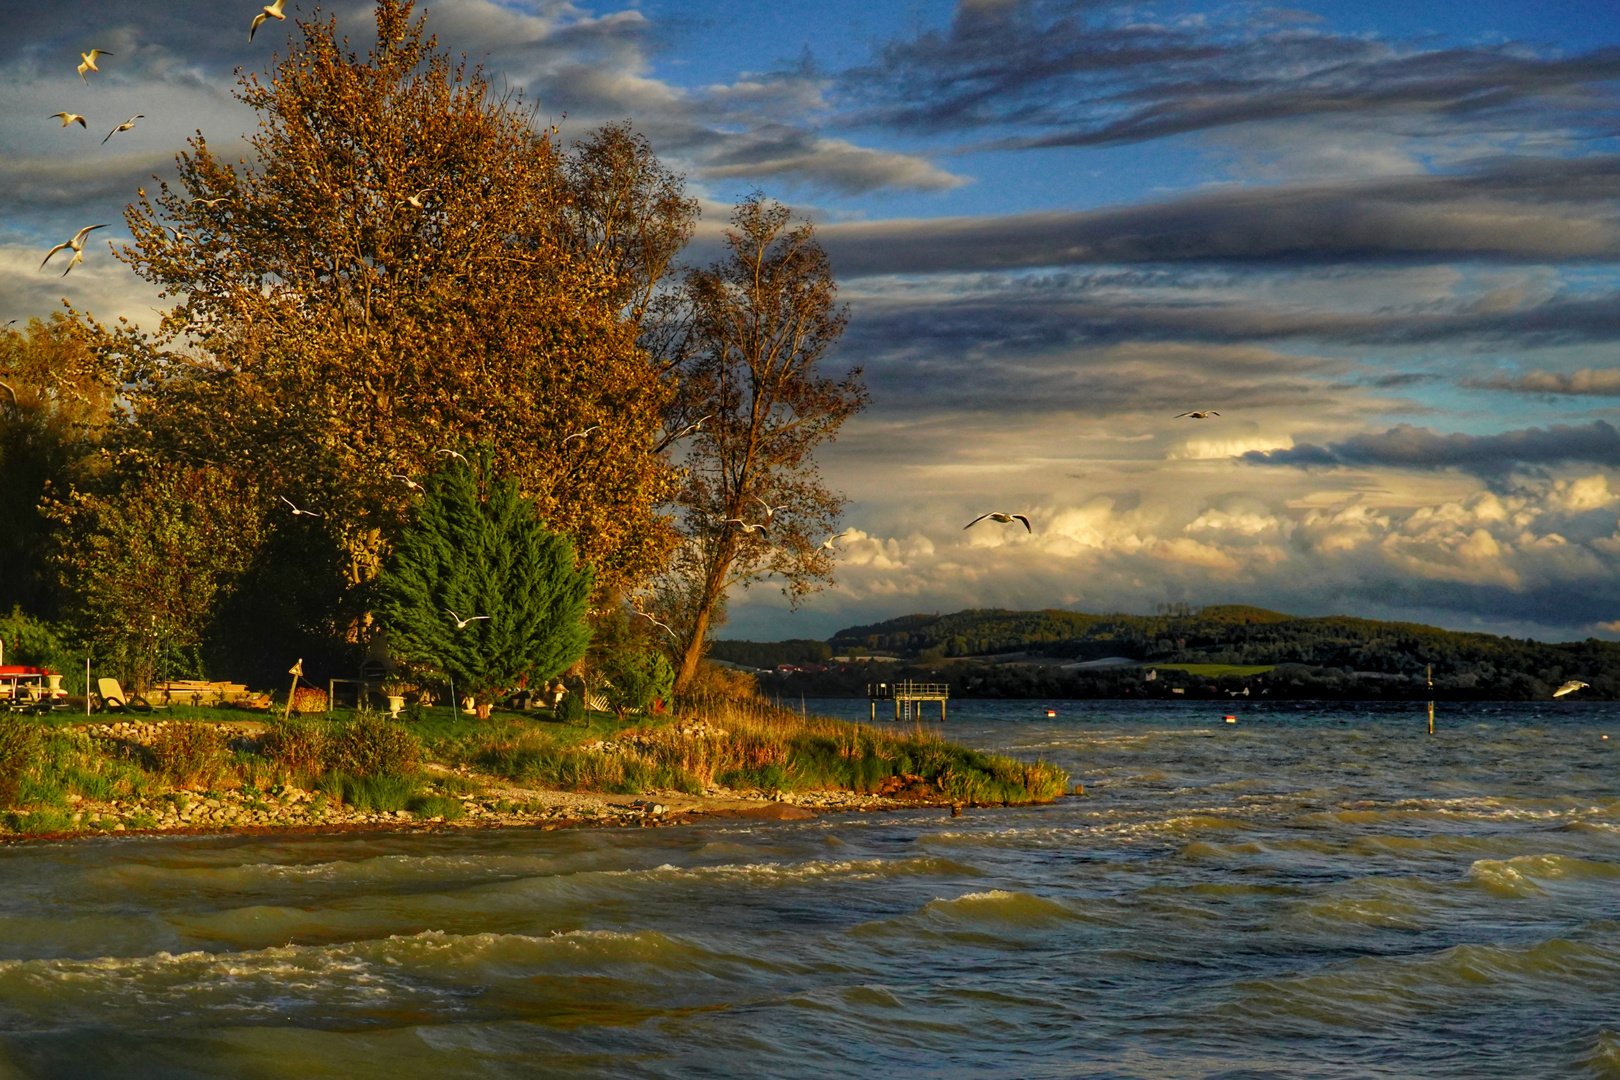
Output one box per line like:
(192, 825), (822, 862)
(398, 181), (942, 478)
(725, 605), (1620, 700)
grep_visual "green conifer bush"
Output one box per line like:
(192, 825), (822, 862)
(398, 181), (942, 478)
(378, 448), (594, 708)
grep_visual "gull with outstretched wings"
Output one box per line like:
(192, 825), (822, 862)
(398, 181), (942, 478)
(50, 112), (87, 128)
(1173, 411), (1220, 419)
(446, 609), (490, 630)
(279, 495), (321, 517)
(250, 0), (287, 41)
(101, 115), (143, 144)
(964, 512), (1031, 533)
(1554, 680), (1589, 699)
(77, 49), (111, 83)
(41, 225), (110, 276)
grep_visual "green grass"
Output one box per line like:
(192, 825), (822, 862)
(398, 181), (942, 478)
(1154, 663), (1276, 678)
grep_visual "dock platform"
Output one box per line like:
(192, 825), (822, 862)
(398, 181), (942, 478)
(867, 680), (949, 722)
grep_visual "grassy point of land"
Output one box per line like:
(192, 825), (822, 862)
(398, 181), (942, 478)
(0, 693), (1069, 839)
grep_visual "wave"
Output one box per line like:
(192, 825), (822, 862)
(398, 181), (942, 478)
(0, 927), (740, 1030)
(1468, 854), (1620, 898)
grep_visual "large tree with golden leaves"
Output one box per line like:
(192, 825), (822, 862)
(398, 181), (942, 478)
(55, 2), (703, 683)
(103, 1), (686, 614)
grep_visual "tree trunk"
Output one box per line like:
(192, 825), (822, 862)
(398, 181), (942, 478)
(673, 547), (734, 694)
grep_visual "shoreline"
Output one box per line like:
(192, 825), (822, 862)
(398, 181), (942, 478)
(0, 782), (1012, 845)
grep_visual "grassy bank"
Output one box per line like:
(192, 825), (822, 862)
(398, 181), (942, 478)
(0, 695), (1068, 837)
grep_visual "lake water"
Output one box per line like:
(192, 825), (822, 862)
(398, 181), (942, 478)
(0, 699), (1615, 1078)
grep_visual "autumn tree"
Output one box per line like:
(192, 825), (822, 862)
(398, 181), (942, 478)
(0, 316), (116, 616)
(57, 0), (703, 681)
(661, 195), (869, 692)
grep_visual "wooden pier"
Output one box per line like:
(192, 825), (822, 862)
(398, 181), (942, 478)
(867, 680), (949, 722)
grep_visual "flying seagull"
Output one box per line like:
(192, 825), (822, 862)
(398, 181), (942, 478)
(279, 495), (321, 517)
(1173, 411), (1220, 419)
(162, 224), (189, 243)
(964, 512), (1032, 532)
(250, 0), (288, 41)
(563, 425), (601, 444)
(446, 609), (490, 629)
(632, 609), (676, 637)
(669, 414), (712, 440)
(101, 114), (143, 144)
(50, 112), (87, 129)
(724, 519), (769, 535)
(1553, 680), (1590, 699)
(388, 473), (422, 491)
(77, 50), (111, 83)
(190, 196), (230, 208)
(435, 448), (468, 463)
(40, 224), (110, 276)
(821, 531), (850, 550)
(753, 497), (789, 521)
(401, 190), (428, 209)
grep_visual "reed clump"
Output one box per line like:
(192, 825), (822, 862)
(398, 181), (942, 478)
(475, 691), (1068, 804)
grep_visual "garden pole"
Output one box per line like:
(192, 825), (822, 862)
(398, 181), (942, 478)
(284, 659), (303, 723)
(85, 657), (91, 717)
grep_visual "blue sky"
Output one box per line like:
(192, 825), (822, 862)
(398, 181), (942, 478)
(3, 0), (1620, 642)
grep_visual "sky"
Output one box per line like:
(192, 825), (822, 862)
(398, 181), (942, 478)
(4, 0), (1620, 643)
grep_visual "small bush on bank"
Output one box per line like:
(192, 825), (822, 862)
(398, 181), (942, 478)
(151, 724), (227, 787)
(0, 720), (43, 806)
(407, 794), (465, 820)
(555, 691), (585, 726)
(326, 717), (421, 778)
(317, 771), (419, 812)
(260, 718), (327, 777)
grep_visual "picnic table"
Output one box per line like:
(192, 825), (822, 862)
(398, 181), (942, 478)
(0, 666), (69, 714)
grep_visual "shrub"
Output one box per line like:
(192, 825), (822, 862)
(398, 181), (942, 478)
(260, 718), (327, 776)
(326, 716), (421, 778)
(407, 794), (465, 820)
(319, 772), (419, 812)
(601, 648), (674, 719)
(151, 723), (227, 787)
(0, 719), (43, 807)
(555, 690), (585, 726)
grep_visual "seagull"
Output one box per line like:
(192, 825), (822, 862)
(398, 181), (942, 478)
(101, 115), (143, 144)
(446, 609), (490, 630)
(40, 225), (110, 276)
(50, 112), (87, 129)
(724, 519), (769, 535)
(190, 196), (230, 208)
(250, 0), (288, 41)
(753, 497), (790, 521)
(563, 426), (601, 444)
(279, 495), (321, 517)
(1173, 411), (1220, 419)
(820, 531), (850, 550)
(1554, 680), (1590, 699)
(632, 609), (676, 637)
(162, 224), (189, 243)
(669, 414), (712, 440)
(964, 512), (1032, 532)
(435, 448), (468, 463)
(388, 473), (422, 491)
(401, 190), (428, 210)
(77, 50), (112, 83)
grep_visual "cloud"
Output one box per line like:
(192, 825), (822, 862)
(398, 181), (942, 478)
(841, 1), (1620, 149)
(818, 156), (1620, 276)
(694, 129), (967, 194)
(1463, 368), (1620, 395)
(1246, 421), (1620, 474)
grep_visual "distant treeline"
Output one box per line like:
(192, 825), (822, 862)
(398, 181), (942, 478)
(708, 639), (832, 669)
(729, 605), (1620, 700)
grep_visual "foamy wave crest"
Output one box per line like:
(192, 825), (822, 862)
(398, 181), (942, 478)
(919, 890), (1077, 927)
(609, 856), (974, 886)
(1469, 854), (1620, 897)
(0, 928), (730, 1028)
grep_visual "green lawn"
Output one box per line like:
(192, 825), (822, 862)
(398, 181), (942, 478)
(1153, 663), (1276, 678)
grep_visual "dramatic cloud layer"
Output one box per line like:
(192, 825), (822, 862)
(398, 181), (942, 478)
(6, 0), (1620, 642)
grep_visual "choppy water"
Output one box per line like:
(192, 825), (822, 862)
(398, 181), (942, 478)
(0, 700), (1615, 1079)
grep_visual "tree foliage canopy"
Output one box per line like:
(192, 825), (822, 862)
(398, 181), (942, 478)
(377, 448), (593, 702)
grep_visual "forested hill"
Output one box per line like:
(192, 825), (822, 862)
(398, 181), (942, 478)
(710, 605), (1620, 700)
(828, 605), (1613, 677)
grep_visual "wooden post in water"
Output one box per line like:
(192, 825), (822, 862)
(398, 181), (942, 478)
(1427, 664), (1434, 735)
